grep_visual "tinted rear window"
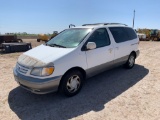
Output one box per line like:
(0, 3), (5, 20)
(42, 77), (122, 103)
(124, 27), (137, 40)
(109, 27), (128, 43)
(109, 27), (137, 43)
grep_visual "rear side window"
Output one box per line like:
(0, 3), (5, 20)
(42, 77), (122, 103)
(109, 27), (128, 43)
(124, 27), (137, 40)
(109, 27), (137, 43)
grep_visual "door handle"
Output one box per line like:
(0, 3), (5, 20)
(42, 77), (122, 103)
(131, 43), (138, 46)
(115, 47), (119, 50)
(108, 48), (113, 53)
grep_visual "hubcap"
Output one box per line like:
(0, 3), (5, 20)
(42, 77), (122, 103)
(67, 75), (80, 93)
(129, 56), (135, 67)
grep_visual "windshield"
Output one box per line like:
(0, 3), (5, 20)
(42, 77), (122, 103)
(46, 28), (92, 48)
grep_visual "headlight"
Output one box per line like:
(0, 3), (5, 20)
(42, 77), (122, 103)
(31, 67), (54, 76)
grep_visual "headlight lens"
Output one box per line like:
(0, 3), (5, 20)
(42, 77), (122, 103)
(31, 67), (54, 76)
(42, 67), (54, 76)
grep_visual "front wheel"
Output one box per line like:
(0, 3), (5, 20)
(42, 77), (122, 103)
(37, 39), (40, 42)
(59, 70), (83, 97)
(124, 53), (135, 69)
(17, 39), (23, 43)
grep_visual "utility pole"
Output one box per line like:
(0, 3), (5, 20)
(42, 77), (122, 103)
(133, 10), (135, 28)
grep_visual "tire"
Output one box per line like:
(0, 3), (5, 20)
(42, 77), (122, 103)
(59, 70), (83, 97)
(17, 39), (23, 43)
(45, 40), (48, 43)
(37, 39), (40, 42)
(50, 36), (54, 40)
(124, 53), (135, 69)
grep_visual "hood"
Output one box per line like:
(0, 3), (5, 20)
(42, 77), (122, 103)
(18, 44), (75, 67)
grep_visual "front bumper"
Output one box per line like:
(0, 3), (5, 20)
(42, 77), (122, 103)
(13, 67), (62, 94)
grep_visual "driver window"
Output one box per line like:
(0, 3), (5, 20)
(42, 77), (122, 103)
(87, 28), (110, 48)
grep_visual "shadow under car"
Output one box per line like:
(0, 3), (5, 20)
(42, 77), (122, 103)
(8, 64), (149, 120)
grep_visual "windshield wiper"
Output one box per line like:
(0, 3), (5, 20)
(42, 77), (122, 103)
(48, 44), (66, 48)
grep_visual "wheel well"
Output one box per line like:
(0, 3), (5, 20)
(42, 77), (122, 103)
(131, 51), (136, 58)
(58, 67), (86, 90)
(63, 67), (86, 79)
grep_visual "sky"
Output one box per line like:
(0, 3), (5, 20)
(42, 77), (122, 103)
(1, 0), (160, 34)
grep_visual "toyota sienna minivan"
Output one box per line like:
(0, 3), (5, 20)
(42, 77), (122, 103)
(13, 23), (139, 96)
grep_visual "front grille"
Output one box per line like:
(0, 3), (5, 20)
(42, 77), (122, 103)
(17, 64), (29, 74)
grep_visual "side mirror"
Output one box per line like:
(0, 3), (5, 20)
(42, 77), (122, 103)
(86, 42), (96, 50)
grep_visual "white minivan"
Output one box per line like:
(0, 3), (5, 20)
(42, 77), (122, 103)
(13, 23), (139, 96)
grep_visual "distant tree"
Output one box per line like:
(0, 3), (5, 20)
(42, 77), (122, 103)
(22, 32), (27, 35)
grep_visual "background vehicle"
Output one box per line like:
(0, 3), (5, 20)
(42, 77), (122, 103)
(149, 29), (160, 41)
(37, 31), (58, 42)
(37, 24), (76, 42)
(137, 29), (160, 41)
(137, 33), (146, 40)
(0, 34), (23, 49)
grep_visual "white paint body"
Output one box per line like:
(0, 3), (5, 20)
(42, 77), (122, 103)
(17, 25), (139, 79)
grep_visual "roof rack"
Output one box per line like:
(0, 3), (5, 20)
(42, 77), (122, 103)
(82, 23), (128, 26)
(69, 24), (76, 28)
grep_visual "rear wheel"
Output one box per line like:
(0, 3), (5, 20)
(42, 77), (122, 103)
(37, 39), (40, 42)
(124, 53), (135, 69)
(59, 70), (83, 97)
(17, 39), (23, 43)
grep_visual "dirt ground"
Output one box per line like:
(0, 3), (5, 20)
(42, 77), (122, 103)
(0, 39), (160, 120)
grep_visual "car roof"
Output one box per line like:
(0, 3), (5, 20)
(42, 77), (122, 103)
(71, 23), (131, 29)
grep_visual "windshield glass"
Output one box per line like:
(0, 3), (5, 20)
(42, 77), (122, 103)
(46, 28), (92, 48)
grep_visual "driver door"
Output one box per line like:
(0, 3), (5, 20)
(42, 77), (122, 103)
(85, 28), (114, 77)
